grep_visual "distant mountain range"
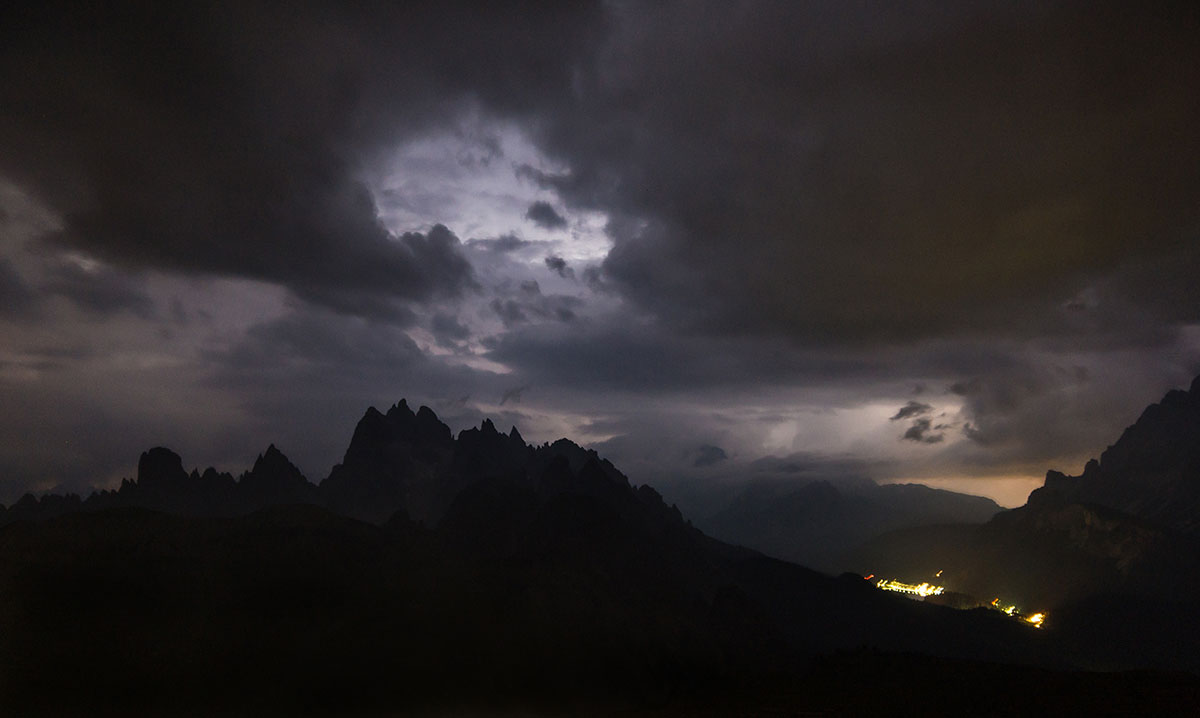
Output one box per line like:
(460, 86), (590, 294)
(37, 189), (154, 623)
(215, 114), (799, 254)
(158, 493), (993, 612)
(701, 478), (1001, 572)
(0, 399), (638, 528)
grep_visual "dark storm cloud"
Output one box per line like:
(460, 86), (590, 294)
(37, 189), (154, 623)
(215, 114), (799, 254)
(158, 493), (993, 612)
(2, 0), (1198, 500)
(889, 401), (933, 422)
(430, 312), (471, 346)
(0, 2), (604, 319)
(486, 321), (708, 391)
(693, 444), (728, 468)
(527, 1), (1200, 344)
(926, 357), (1200, 477)
(490, 299), (529, 328)
(487, 279), (582, 328)
(0, 346), (95, 376)
(8, 1), (1189, 346)
(484, 318), (882, 393)
(213, 312), (426, 382)
(0, 259), (35, 315)
(485, 317), (1050, 399)
(952, 363), (1092, 451)
(525, 201), (568, 230)
(901, 418), (944, 444)
(42, 262), (155, 319)
(544, 255), (574, 279)
(480, 0), (1200, 486)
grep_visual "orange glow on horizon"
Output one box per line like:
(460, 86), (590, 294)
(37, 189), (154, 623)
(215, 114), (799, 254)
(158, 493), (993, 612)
(876, 476), (1046, 508)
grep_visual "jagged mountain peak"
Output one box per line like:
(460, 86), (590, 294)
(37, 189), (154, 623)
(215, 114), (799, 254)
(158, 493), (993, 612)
(0, 400), (651, 536)
(1029, 373), (1200, 533)
(344, 401), (452, 451)
(258, 443), (285, 463)
(248, 444), (306, 481)
(388, 399), (414, 419)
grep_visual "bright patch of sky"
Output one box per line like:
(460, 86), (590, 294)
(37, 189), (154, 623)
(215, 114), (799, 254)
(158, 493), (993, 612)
(371, 118), (612, 265)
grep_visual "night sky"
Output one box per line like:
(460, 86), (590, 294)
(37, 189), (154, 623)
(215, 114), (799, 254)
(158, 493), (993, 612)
(1, 1), (1197, 507)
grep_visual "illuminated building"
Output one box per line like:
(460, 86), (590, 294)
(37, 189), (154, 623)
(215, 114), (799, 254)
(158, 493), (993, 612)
(875, 578), (945, 598)
(869, 574), (1045, 627)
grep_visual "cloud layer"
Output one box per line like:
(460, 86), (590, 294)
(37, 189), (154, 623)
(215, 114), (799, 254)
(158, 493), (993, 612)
(1, 1), (1198, 506)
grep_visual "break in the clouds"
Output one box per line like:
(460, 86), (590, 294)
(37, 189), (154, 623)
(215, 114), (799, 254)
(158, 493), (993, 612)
(1, 1), (1199, 507)
(466, 233), (532, 254)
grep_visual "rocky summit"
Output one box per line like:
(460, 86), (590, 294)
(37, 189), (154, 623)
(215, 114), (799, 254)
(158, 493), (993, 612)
(1028, 374), (1200, 534)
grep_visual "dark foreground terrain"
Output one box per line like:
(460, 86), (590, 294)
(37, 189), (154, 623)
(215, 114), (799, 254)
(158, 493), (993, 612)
(2, 504), (1197, 716)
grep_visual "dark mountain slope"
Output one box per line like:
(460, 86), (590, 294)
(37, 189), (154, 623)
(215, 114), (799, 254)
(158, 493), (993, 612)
(703, 478), (1001, 572)
(0, 495), (1069, 715)
(850, 499), (1200, 611)
(319, 400), (459, 523)
(1029, 374), (1200, 534)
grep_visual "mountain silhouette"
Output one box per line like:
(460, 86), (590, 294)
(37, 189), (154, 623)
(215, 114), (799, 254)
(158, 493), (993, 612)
(241, 444), (318, 510)
(2, 398), (1199, 713)
(319, 400), (458, 523)
(0, 401), (648, 529)
(1028, 374), (1200, 534)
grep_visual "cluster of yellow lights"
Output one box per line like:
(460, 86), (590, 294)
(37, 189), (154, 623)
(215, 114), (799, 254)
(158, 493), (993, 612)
(991, 598), (1047, 628)
(869, 573), (1046, 627)
(875, 578), (945, 597)
(991, 597), (1017, 615)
